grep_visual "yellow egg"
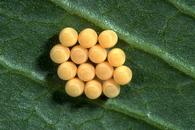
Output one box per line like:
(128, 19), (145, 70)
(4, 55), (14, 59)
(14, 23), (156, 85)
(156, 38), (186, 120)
(108, 48), (126, 67)
(71, 45), (88, 64)
(78, 28), (97, 48)
(98, 30), (118, 48)
(113, 66), (132, 85)
(65, 78), (84, 97)
(103, 79), (120, 98)
(59, 27), (78, 47)
(77, 63), (95, 81)
(89, 45), (107, 63)
(50, 44), (70, 64)
(57, 61), (77, 80)
(95, 62), (113, 80)
(84, 80), (102, 99)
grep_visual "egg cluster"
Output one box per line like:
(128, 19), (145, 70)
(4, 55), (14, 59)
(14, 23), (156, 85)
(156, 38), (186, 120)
(50, 27), (132, 99)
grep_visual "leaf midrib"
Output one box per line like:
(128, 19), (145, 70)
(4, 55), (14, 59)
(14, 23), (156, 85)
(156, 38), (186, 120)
(50, 0), (195, 80)
(167, 0), (195, 19)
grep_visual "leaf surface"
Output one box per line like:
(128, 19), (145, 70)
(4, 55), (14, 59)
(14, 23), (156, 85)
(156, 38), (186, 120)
(0, 0), (195, 130)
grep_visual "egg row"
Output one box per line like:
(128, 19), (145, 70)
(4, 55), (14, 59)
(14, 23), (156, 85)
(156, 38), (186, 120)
(59, 27), (118, 49)
(66, 78), (120, 99)
(57, 61), (132, 85)
(50, 44), (126, 67)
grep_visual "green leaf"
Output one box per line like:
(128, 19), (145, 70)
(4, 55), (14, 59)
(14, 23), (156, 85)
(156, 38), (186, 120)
(0, 0), (195, 130)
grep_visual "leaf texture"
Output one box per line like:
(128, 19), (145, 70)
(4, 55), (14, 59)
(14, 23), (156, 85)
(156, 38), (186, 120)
(0, 0), (195, 130)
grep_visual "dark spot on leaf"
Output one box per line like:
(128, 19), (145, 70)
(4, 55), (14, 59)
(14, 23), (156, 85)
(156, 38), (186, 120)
(52, 90), (98, 109)
(99, 95), (108, 101)
(37, 34), (58, 73)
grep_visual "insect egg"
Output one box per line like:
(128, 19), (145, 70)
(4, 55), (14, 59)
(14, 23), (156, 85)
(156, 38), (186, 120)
(70, 45), (88, 64)
(65, 78), (84, 97)
(95, 62), (113, 80)
(77, 63), (95, 81)
(113, 65), (132, 85)
(89, 45), (107, 63)
(59, 27), (78, 47)
(57, 61), (77, 80)
(108, 48), (126, 67)
(84, 80), (102, 99)
(98, 30), (118, 48)
(78, 28), (97, 48)
(50, 44), (70, 64)
(103, 79), (120, 98)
